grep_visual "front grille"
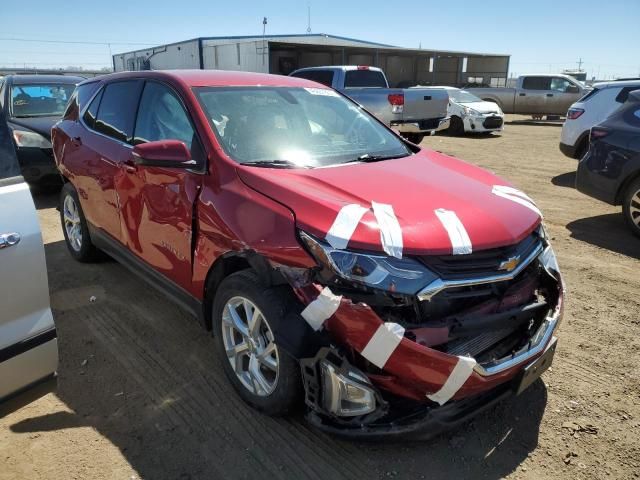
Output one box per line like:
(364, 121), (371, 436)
(418, 232), (542, 280)
(483, 116), (504, 129)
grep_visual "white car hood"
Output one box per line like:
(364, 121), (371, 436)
(459, 101), (502, 114)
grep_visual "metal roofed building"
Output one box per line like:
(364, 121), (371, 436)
(113, 34), (510, 87)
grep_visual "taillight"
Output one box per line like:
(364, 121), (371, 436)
(357, 65), (370, 70)
(388, 93), (404, 114)
(590, 127), (609, 140)
(567, 108), (584, 120)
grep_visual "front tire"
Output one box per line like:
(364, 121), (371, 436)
(448, 116), (465, 136)
(622, 178), (640, 238)
(212, 270), (302, 416)
(59, 182), (100, 262)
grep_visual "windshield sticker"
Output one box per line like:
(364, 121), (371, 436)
(304, 87), (339, 97)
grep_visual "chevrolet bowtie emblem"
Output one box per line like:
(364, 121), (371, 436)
(498, 256), (521, 272)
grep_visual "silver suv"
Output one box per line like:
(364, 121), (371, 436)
(0, 114), (57, 408)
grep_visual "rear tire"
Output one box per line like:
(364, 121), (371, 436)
(622, 178), (640, 238)
(59, 182), (100, 262)
(212, 270), (302, 416)
(448, 116), (465, 136)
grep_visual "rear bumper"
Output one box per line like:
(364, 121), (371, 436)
(576, 152), (618, 205)
(392, 117), (451, 134)
(559, 142), (577, 158)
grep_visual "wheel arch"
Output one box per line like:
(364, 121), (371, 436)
(201, 251), (289, 331)
(616, 170), (640, 205)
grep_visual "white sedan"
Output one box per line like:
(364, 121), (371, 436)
(421, 86), (505, 135)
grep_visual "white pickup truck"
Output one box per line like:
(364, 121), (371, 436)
(468, 74), (590, 116)
(290, 66), (450, 144)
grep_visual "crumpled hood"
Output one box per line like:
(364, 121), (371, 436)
(237, 150), (540, 256)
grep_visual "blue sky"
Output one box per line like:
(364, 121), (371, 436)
(1, 0), (637, 79)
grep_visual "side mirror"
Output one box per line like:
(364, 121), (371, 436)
(132, 140), (196, 168)
(566, 85), (580, 94)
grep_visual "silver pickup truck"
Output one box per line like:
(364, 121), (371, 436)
(468, 74), (590, 116)
(290, 66), (450, 144)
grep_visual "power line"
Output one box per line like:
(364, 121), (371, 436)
(0, 37), (155, 46)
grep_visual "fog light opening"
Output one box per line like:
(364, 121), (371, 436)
(320, 361), (376, 417)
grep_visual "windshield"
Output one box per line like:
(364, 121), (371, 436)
(194, 86), (411, 168)
(448, 89), (482, 104)
(10, 83), (76, 117)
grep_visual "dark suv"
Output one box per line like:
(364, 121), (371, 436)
(1, 74), (82, 185)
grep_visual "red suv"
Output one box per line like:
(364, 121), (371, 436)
(52, 71), (563, 438)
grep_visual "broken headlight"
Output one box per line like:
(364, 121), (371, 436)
(299, 231), (438, 295)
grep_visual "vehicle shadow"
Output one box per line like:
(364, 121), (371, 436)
(567, 213), (640, 259)
(31, 188), (59, 210)
(505, 119), (563, 127)
(551, 171), (576, 188)
(11, 239), (546, 480)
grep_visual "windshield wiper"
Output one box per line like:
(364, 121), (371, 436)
(356, 153), (410, 163)
(240, 159), (312, 169)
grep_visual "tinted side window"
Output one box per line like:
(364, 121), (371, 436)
(95, 80), (143, 143)
(83, 89), (103, 129)
(522, 76), (551, 90)
(344, 70), (387, 88)
(615, 86), (640, 103)
(133, 82), (194, 150)
(292, 70), (335, 87)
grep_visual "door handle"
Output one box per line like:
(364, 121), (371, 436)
(546, 93), (554, 97)
(519, 93), (526, 96)
(123, 159), (137, 173)
(0, 232), (21, 249)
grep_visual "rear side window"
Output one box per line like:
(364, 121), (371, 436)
(94, 80), (143, 143)
(522, 76), (552, 90)
(344, 70), (387, 88)
(615, 86), (640, 103)
(578, 88), (600, 102)
(83, 89), (103, 129)
(133, 82), (194, 150)
(292, 70), (335, 87)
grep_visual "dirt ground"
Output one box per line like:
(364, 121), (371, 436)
(1, 115), (639, 480)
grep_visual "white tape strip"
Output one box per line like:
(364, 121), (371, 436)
(372, 201), (403, 259)
(325, 204), (369, 250)
(300, 287), (342, 331)
(434, 208), (473, 255)
(427, 356), (477, 406)
(492, 185), (542, 218)
(360, 322), (405, 369)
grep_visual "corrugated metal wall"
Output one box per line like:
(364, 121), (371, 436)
(202, 40), (269, 73)
(113, 39), (200, 72)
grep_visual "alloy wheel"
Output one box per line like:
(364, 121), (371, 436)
(63, 195), (82, 252)
(630, 189), (640, 227)
(221, 296), (279, 396)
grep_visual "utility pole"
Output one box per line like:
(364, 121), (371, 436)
(262, 17), (267, 66)
(577, 57), (583, 71)
(307, 3), (312, 33)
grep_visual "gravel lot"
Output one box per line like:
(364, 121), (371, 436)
(1, 115), (639, 480)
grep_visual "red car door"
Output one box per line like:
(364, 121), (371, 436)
(115, 80), (202, 292)
(70, 80), (144, 241)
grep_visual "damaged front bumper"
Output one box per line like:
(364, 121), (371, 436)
(283, 232), (564, 437)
